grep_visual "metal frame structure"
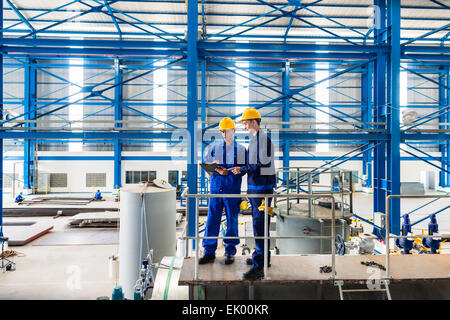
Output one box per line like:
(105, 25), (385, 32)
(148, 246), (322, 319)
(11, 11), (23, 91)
(0, 1), (449, 240)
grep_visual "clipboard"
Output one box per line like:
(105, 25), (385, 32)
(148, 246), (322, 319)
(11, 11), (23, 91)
(200, 163), (221, 175)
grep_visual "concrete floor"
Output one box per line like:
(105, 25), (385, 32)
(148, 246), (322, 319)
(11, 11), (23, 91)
(0, 192), (449, 300)
(0, 215), (117, 300)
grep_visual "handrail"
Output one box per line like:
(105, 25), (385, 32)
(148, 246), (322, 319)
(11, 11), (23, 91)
(385, 194), (450, 279)
(182, 188), (337, 282)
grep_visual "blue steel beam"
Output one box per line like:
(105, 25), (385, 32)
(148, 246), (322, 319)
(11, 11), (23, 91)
(446, 67), (450, 186)
(19, 1), (120, 39)
(283, 6), (297, 44)
(114, 57), (122, 188)
(206, 59), (375, 131)
(103, 0), (122, 40)
(387, 0), (401, 235)
(295, 2), (367, 38)
(372, 0), (387, 228)
(204, 3), (290, 41)
(23, 57), (36, 191)
(282, 61), (290, 182)
(254, 0), (360, 45)
(85, 0), (184, 42)
(5, 0), (36, 37)
(216, 5), (304, 43)
(0, 0), (3, 237)
(439, 67), (448, 187)
(401, 105), (450, 132)
(401, 147), (450, 175)
(187, 0), (198, 244)
(2, 0), (80, 32)
(2, 55), (185, 128)
(362, 63), (373, 188)
(200, 59), (207, 194)
(401, 22), (450, 46)
(404, 143), (450, 173)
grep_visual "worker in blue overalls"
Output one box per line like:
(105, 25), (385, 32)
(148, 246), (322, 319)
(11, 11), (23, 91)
(199, 117), (247, 265)
(15, 192), (24, 203)
(230, 107), (276, 280)
(94, 190), (102, 200)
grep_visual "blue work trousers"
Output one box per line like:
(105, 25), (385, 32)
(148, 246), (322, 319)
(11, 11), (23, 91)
(202, 197), (240, 256)
(248, 189), (273, 270)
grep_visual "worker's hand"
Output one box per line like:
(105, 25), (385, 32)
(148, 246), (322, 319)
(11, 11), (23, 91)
(215, 166), (228, 175)
(230, 167), (241, 175)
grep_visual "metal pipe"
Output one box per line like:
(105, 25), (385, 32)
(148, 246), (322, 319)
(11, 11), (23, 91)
(184, 187), (190, 258)
(194, 197), (199, 281)
(308, 172), (312, 216)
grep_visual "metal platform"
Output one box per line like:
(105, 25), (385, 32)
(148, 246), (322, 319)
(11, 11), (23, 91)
(179, 254), (450, 285)
(4, 195), (119, 217)
(67, 211), (119, 227)
(2, 222), (54, 246)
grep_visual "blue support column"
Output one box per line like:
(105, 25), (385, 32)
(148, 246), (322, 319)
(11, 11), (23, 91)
(373, 0), (387, 221)
(447, 67), (450, 187)
(187, 0), (199, 243)
(362, 63), (373, 188)
(0, 0), (4, 237)
(114, 58), (122, 189)
(282, 61), (290, 183)
(439, 66), (449, 187)
(24, 57), (36, 192)
(200, 59), (206, 193)
(387, 0), (401, 235)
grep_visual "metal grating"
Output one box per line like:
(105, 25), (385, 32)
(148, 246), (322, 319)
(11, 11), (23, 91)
(3, 173), (13, 188)
(50, 173), (68, 188)
(86, 173), (107, 187)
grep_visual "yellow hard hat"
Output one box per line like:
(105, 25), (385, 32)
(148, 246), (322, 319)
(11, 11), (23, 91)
(219, 117), (235, 130)
(240, 107), (261, 122)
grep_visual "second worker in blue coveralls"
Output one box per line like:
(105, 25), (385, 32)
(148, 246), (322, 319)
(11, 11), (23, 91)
(230, 107), (276, 281)
(199, 117), (246, 265)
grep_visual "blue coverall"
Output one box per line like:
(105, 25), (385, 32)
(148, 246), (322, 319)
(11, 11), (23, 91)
(239, 130), (276, 270)
(203, 140), (246, 256)
(15, 193), (24, 203)
(94, 191), (102, 200)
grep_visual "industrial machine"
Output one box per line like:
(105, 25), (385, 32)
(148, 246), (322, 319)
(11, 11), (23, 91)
(422, 214), (442, 254)
(395, 214), (414, 254)
(271, 168), (354, 255)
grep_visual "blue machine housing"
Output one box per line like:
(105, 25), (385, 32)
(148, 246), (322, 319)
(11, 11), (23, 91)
(395, 214), (414, 254)
(422, 214), (442, 254)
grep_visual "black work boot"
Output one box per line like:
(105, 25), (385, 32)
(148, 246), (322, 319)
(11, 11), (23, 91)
(246, 258), (270, 267)
(199, 254), (215, 264)
(224, 254), (235, 265)
(243, 267), (264, 281)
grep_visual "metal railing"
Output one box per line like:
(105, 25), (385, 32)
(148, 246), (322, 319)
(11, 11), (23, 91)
(275, 167), (353, 218)
(181, 188), (338, 282)
(180, 191), (450, 285)
(385, 194), (450, 279)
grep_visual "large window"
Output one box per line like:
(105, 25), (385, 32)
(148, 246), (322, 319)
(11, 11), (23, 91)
(68, 58), (84, 152)
(168, 170), (179, 186)
(153, 60), (167, 152)
(315, 61), (330, 152)
(125, 170), (157, 184)
(400, 63), (408, 150)
(235, 61), (249, 117)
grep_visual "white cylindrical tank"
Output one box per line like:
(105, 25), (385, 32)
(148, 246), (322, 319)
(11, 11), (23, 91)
(118, 184), (176, 299)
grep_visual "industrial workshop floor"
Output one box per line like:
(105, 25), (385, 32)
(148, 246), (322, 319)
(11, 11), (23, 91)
(0, 192), (449, 300)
